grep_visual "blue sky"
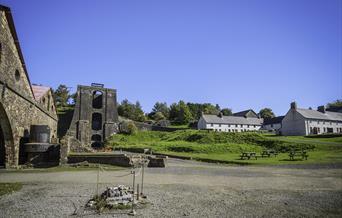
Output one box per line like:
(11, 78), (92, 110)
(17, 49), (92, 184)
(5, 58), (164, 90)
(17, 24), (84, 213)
(1, 0), (341, 115)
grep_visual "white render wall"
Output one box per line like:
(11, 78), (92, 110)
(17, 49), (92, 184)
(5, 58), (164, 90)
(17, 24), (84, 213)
(305, 119), (342, 135)
(281, 109), (342, 135)
(281, 110), (306, 136)
(262, 123), (281, 131)
(198, 121), (261, 132)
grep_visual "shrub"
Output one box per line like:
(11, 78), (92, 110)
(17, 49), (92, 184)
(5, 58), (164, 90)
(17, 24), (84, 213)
(119, 121), (138, 135)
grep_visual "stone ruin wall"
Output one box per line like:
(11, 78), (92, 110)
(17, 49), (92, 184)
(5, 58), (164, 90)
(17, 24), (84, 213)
(0, 8), (58, 167)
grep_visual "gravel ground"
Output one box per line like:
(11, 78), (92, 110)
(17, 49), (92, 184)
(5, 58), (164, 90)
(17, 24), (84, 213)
(0, 159), (341, 217)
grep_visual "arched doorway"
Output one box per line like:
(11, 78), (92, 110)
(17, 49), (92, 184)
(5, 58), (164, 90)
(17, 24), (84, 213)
(0, 102), (14, 167)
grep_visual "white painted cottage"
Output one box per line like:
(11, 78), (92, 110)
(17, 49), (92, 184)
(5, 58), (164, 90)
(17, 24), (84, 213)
(262, 116), (284, 132)
(197, 110), (263, 132)
(280, 102), (342, 136)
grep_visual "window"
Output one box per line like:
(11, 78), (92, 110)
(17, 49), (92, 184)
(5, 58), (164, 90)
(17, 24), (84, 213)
(228, 129), (231, 132)
(211, 124), (213, 127)
(235, 124), (238, 127)
(92, 90), (103, 109)
(271, 124), (273, 128)
(309, 120), (312, 123)
(254, 125), (256, 128)
(323, 121), (325, 125)
(247, 125), (250, 128)
(228, 124), (230, 127)
(15, 70), (20, 81)
(92, 113), (102, 130)
(0, 43), (2, 64)
(317, 121), (320, 124)
(219, 124), (221, 127)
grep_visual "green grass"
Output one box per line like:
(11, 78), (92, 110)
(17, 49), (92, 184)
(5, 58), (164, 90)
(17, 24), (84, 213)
(2, 164), (124, 173)
(107, 130), (342, 165)
(0, 183), (22, 196)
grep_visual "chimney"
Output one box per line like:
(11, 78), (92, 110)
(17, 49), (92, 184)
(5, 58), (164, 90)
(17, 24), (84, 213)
(218, 112), (223, 118)
(317, 105), (326, 113)
(290, 102), (297, 110)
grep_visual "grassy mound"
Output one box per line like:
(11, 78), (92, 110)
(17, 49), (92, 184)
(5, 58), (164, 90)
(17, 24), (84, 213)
(109, 130), (315, 154)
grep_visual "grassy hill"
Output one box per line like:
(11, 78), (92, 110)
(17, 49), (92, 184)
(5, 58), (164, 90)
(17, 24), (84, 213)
(107, 130), (342, 165)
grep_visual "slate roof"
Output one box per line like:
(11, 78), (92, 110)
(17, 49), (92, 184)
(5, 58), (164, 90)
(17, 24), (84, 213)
(296, 108), (342, 121)
(233, 109), (258, 118)
(201, 114), (263, 125)
(263, 116), (284, 125)
(31, 85), (51, 101)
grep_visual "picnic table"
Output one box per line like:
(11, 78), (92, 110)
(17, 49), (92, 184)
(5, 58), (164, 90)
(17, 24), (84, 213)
(261, 150), (278, 158)
(289, 150), (308, 160)
(240, 152), (258, 160)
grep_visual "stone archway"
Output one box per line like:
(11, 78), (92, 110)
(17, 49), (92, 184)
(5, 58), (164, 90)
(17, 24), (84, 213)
(0, 102), (14, 168)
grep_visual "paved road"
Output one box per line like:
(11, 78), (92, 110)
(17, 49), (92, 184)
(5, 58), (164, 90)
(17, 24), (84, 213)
(0, 159), (341, 217)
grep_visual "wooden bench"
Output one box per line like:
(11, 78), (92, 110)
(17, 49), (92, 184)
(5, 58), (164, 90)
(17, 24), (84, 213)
(240, 152), (258, 160)
(261, 150), (278, 158)
(289, 150), (308, 160)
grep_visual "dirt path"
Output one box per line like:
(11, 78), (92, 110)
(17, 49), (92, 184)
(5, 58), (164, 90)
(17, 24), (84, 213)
(0, 159), (341, 217)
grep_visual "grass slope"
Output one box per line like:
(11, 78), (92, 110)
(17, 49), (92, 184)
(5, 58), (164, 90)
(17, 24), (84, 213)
(107, 130), (342, 165)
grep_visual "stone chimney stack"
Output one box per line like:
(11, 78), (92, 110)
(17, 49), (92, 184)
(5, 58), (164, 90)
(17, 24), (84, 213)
(317, 105), (326, 113)
(290, 102), (297, 110)
(218, 112), (223, 118)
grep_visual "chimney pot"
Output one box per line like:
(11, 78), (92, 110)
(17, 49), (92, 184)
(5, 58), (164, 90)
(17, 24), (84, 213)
(290, 102), (297, 110)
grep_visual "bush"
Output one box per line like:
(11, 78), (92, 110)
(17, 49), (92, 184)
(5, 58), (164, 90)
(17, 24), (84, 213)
(119, 121), (138, 135)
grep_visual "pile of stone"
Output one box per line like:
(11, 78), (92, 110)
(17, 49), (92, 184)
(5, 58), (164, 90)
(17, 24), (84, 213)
(103, 185), (133, 206)
(87, 185), (133, 208)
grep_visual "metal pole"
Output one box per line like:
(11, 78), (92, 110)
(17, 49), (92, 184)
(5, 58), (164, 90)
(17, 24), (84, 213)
(141, 162), (145, 196)
(96, 164), (100, 196)
(137, 184), (140, 201)
(129, 169), (136, 216)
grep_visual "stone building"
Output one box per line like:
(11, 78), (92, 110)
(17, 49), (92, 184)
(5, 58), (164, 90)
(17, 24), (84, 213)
(280, 102), (342, 136)
(0, 5), (58, 168)
(197, 110), (263, 132)
(65, 84), (119, 148)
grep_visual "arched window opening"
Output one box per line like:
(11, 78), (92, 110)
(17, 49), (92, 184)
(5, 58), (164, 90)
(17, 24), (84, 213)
(92, 91), (103, 109)
(0, 43), (2, 65)
(15, 70), (20, 81)
(92, 113), (102, 130)
(47, 94), (51, 110)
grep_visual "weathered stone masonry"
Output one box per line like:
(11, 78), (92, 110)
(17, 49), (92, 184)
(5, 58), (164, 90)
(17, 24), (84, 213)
(0, 5), (58, 168)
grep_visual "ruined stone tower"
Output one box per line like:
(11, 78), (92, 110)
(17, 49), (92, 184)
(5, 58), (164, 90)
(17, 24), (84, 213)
(67, 83), (119, 148)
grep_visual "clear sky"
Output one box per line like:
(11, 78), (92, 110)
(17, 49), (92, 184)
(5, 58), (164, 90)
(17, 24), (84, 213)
(1, 0), (341, 115)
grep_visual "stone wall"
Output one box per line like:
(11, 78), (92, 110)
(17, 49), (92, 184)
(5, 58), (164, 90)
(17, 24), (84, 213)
(0, 6), (58, 168)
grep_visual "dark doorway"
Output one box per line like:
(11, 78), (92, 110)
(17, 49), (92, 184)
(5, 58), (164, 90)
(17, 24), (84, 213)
(0, 126), (5, 166)
(92, 113), (102, 130)
(92, 91), (103, 109)
(91, 134), (102, 148)
(312, 127), (318, 134)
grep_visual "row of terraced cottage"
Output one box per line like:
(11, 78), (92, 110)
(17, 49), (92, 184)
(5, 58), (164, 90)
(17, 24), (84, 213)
(198, 102), (342, 136)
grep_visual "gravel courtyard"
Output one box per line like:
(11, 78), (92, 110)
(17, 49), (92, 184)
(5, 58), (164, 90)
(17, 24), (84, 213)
(0, 159), (341, 217)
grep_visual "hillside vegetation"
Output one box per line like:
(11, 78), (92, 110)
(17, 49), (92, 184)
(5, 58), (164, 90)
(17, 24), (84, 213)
(106, 130), (342, 165)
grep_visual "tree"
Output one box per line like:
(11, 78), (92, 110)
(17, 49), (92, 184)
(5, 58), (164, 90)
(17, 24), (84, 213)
(53, 84), (71, 108)
(169, 101), (193, 124)
(148, 102), (169, 120)
(327, 99), (342, 108)
(221, 108), (232, 116)
(118, 99), (146, 122)
(259, 108), (275, 120)
(153, 111), (166, 121)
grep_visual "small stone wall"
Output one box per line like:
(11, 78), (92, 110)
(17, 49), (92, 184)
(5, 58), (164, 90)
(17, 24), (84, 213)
(67, 154), (133, 167)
